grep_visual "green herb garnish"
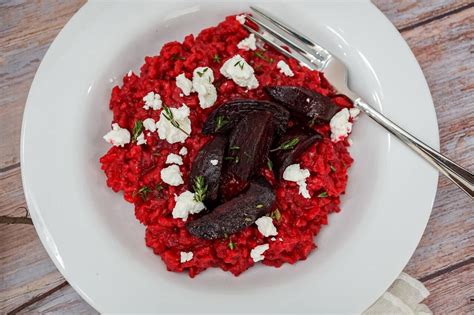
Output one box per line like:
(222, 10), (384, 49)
(132, 120), (144, 142)
(267, 158), (273, 171)
(256, 204), (264, 209)
(228, 241), (236, 250)
(193, 176), (208, 202)
(162, 104), (190, 136)
(212, 54), (221, 63)
(215, 115), (229, 132)
(318, 191), (328, 198)
(224, 156), (239, 164)
(229, 146), (240, 151)
(196, 67), (209, 77)
(270, 137), (300, 152)
(254, 50), (274, 62)
(137, 186), (151, 200)
(244, 217), (253, 222)
(270, 209), (281, 222)
(171, 53), (185, 61)
(234, 60), (244, 70)
(330, 165), (336, 172)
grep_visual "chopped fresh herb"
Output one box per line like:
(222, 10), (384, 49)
(131, 120), (144, 142)
(267, 158), (273, 171)
(214, 115), (229, 132)
(212, 54), (221, 63)
(244, 217), (253, 222)
(255, 204), (264, 209)
(171, 53), (185, 61)
(330, 165), (336, 172)
(228, 241), (236, 250)
(229, 146), (240, 151)
(270, 209), (281, 222)
(156, 184), (164, 192)
(308, 118), (317, 128)
(193, 176), (208, 202)
(224, 156), (239, 164)
(234, 60), (244, 70)
(162, 104), (190, 136)
(196, 67), (209, 77)
(318, 191), (328, 198)
(270, 137), (300, 152)
(254, 50), (274, 62)
(224, 233), (229, 239)
(137, 186), (151, 200)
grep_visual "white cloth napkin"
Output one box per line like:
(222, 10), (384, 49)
(364, 272), (432, 314)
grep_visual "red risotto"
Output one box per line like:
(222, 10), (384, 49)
(100, 15), (357, 277)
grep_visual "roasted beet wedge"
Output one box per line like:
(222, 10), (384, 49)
(225, 111), (274, 184)
(189, 135), (227, 203)
(186, 178), (276, 239)
(265, 86), (340, 122)
(201, 99), (289, 135)
(271, 126), (322, 179)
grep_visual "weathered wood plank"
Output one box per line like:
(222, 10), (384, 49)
(0, 0), (87, 169)
(400, 7), (474, 279)
(0, 224), (65, 313)
(0, 1), (472, 314)
(422, 261), (474, 314)
(17, 284), (98, 314)
(372, 0), (472, 30)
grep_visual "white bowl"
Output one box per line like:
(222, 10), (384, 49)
(21, 0), (438, 313)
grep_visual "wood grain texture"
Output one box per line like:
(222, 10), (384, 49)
(372, 0), (472, 30)
(0, 0), (472, 314)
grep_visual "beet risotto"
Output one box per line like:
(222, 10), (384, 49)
(100, 14), (359, 277)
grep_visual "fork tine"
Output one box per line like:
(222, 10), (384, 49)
(245, 15), (320, 66)
(250, 6), (331, 62)
(242, 24), (316, 70)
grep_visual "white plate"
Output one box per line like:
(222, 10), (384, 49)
(21, 0), (439, 313)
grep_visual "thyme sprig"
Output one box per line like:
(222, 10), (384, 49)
(162, 104), (190, 136)
(270, 137), (300, 152)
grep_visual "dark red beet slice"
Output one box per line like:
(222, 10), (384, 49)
(271, 126), (322, 179)
(186, 178), (275, 239)
(265, 86), (340, 122)
(201, 99), (289, 135)
(219, 112), (274, 200)
(189, 135), (227, 203)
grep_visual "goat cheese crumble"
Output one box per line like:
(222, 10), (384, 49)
(166, 153), (183, 165)
(172, 190), (206, 221)
(142, 91), (162, 110)
(220, 54), (259, 89)
(237, 34), (257, 51)
(156, 104), (191, 144)
(236, 14), (246, 24)
(176, 73), (193, 96)
(180, 251), (194, 263)
(179, 147), (188, 156)
(283, 164), (311, 198)
(143, 118), (156, 132)
(330, 108), (360, 142)
(160, 164), (184, 186)
(277, 60), (294, 77)
(250, 244), (269, 263)
(103, 123), (131, 147)
(255, 217), (278, 237)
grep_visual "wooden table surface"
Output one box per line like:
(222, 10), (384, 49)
(1, 1), (473, 313)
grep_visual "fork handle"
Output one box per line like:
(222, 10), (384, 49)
(354, 98), (474, 198)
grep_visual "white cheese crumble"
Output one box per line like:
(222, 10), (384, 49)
(180, 251), (193, 263)
(271, 237), (276, 241)
(236, 14), (246, 24)
(143, 118), (156, 132)
(250, 244), (269, 263)
(176, 73), (193, 96)
(255, 217), (278, 237)
(179, 147), (188, 156)
(127, 70), (133, 77)
(283, 164), (311, 199)
(191, 67), (217, 109)
(220, 54), (259, 90)
(237, 34), (257, 51)
(160, 164), (184, 186)
(143, 91), (162, 110)
(277, 60), (294, 77)
(156, 104), (192, 144)
(172, 190), (206, 221)
(166, 153), (183, 165)
(330, 108), (359, 142)
(103, 123), (131, 147)
(210, 159), (218, 166)
(136, 132), (147, 145)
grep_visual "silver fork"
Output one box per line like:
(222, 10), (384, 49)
(243, 6), (473, 198)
